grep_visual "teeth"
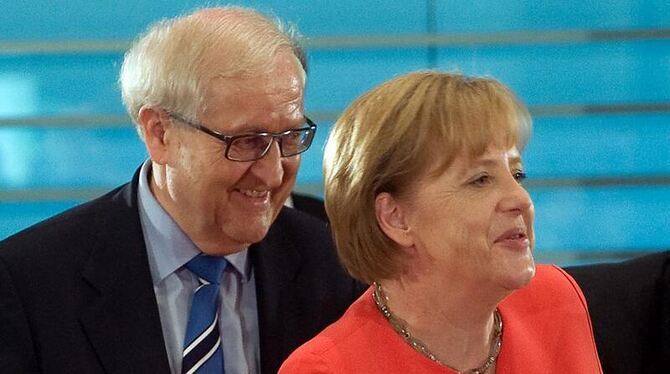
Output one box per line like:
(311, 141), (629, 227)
(239, 189), (268, 198)
(505, 233), (524, 240)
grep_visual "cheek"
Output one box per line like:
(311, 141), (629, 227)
(282, 158), (300, 182)
(167, 149), (203, 190)
(525, 205), (535, 230)
(518, 205), (535, 250)
(187, 158), (250, 197)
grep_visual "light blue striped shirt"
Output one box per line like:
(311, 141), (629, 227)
(137, 160), (260, 374)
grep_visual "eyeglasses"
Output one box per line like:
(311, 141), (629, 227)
(166, 111), (317, 162)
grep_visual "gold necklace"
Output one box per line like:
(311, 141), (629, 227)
(372, 282), (503, 374)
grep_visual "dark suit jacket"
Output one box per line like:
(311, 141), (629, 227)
(0, 170), (364, 374)
(290, 192), (328, 223)
(566, 251), (670, 374)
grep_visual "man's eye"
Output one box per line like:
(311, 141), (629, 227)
(233, 136), (268, 150)
(282, 131), (302, 146)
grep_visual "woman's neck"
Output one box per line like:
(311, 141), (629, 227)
(378, 272), (508, 372)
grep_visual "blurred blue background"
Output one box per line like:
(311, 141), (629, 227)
(1, 0), (668, 265)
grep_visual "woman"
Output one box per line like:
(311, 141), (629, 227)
(279, 71), (602, 373)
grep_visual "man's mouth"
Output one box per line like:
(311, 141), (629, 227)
(237, 188), (270, 198)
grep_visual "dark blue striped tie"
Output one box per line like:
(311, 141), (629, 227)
(182, 254), (228, 374)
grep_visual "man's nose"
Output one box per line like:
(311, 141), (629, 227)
(250, 141), (284, 187)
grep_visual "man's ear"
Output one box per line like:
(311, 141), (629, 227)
(375, 192), (414, 248)
(138, 106), (170, 165)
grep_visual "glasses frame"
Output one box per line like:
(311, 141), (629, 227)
(165, 111), (317, 162)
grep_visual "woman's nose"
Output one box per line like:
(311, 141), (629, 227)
(498, 176), (533, 214)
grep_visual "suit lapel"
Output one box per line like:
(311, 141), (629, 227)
(649, 252), (670, 370)
(251, 209), (303, 374)
(79, 174), (171, 374)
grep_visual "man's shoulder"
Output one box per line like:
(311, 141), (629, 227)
(562, 251), (670, 323)
(262, 207), (337, 264)
(290, 192), (328, 222)
(274, 205), (329, 229)
(565, 251), (670, 296)
(269, 207), (333, 246)
(564, 252), (670, 373)
(256, 205), (364, 292)
(0, 183), (133, 262)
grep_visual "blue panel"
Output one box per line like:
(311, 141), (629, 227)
(531, 185), (670, 250)
(0, 0), (427, 40)
(0, 127), (145, 188)
(2, 48), (427, 119)
(0, 54), (125, 118)
(436, 39), (670, 105)
(252, 0), (427, 36)
(6, 40), (669, 118)
(524, 113), (670, 178)
(6, 1), (668, 41)
(436, 0), (670, 32)
(0, 201), (81, 240)
(306, 48), (429, 112)
(0, 0), (214, 40)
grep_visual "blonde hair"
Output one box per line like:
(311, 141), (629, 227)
(324, 71), (532, 283)
(119, 6), (304, 138)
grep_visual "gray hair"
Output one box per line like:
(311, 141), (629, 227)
(119, 6), (305, 138)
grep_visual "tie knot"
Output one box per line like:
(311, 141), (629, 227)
(185, 254), (228, 284)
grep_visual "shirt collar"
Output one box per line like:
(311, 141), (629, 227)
(224, 250), (252, 283)
(137, 160), (251, 285)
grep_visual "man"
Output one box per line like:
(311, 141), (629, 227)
(0, 7), (363, 374)
(566, 251), (670, 373)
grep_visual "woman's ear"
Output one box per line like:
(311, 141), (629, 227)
(138, 106), (170, 165)
(375, 192), (414, 248)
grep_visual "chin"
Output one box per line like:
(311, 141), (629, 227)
(233, 222), (273, 245)
(224, 205), (276, 239)
(503, 261), (536, 291)
(495, 250), (536, 291)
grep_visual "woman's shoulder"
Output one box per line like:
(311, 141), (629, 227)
(496, 265), (603, 372)
(279, 288), (381, 372)
(499, 264), (592, 329)
(279, 287), (445, 374)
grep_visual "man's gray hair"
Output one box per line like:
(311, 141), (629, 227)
(119, 6), (305, 139)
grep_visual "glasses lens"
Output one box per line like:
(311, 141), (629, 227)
(228, 135), (272, 161)
(225, 124), (316, 161)
(280, 128), (315, 156)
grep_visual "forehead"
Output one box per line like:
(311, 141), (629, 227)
(427, 145), (521, 178)
(201, 52), (306, 132)
(457, 146), (523, 171)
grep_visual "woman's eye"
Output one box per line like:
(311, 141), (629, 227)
(513, 171), (528, 183)
(470, 175), (493, 187)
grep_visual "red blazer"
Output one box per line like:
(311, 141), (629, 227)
(280, 265), (602, 373)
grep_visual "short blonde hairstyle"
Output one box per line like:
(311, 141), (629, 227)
(119, 6), (304, 138)
(324, 71), (532, 283)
